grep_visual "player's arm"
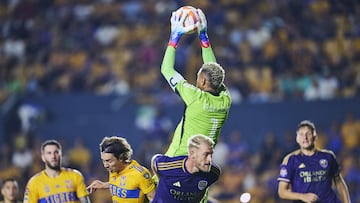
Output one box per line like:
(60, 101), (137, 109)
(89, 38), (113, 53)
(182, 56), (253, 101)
(146, 189), (156, 201)
(86, 180), (110, 193)
(278, 181), (319, 202)
(161, 10), (196, 90)
(196, 9), (216, 63)
(23, 182), (38, 203)
(151, 154), (162, 178)
(334, 174), (351, 203)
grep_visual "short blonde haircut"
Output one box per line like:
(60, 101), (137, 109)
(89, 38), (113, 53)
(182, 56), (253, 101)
(187, 134), (214, 153)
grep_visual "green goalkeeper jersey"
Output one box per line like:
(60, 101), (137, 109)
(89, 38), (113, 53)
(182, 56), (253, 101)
(161, 46), (231, 156)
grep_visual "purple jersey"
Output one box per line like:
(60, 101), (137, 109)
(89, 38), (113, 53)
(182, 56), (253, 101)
(152, 155), (220, 203)
(277, 149), (341, 203)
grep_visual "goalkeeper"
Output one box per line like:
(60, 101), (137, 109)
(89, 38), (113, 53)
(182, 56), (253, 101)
(159, 8), (232, 203)
(161, 8), (231, 158)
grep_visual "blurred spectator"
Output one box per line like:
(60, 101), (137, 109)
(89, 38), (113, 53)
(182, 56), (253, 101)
(11, 135), (33, 171)
(68, 137), (92, 171)
(341, 112), (360, 153)
(212, 136), (229, 169)
(226, 130), (249, 169)
(326, 120), (343, 154)
(256, 132), (282, 173)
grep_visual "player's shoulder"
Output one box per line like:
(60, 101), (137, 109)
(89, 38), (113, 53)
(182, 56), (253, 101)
(130, 160), (152, 174)
(317, 148), (337, 158)
(61, 167), (84, 177)
(281, 149), (301, 164)
(155, 155), (187, 171)
(27, 170), (45, 183)
(26, 171), (47, 187)
(210, 163), (221, 177)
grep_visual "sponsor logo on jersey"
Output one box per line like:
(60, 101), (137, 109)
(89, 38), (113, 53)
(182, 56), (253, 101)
(280, 167), (287, 177)
(173, 181), (181, 187)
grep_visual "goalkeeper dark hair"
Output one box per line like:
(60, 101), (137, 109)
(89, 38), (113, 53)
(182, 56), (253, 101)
(100, 136), (133, 163)
(199, 62), (225, 91)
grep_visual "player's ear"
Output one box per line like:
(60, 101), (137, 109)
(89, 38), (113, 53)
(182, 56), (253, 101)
(41, 154), (45, 162)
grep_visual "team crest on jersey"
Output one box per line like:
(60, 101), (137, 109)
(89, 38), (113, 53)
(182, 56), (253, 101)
(44, 185), (50, 193)
(279, 167), (287, 177)
(319, 159), (328, 168)
(143, 172), (150, 179)
(66, 180), (73, 189)
(198, 180), (208, 190)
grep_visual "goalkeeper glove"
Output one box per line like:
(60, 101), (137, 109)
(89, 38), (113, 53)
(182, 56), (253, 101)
(168, 10), (197, 48)
(197, 9), (210, 48)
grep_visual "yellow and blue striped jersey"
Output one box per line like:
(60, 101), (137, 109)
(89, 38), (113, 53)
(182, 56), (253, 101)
(108, 160), (155, 203)
(24, 168), (89, 203)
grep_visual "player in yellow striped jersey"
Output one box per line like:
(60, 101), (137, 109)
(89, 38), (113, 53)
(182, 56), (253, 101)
(87, 136), (156, 203)
(23, 139), (91, 203)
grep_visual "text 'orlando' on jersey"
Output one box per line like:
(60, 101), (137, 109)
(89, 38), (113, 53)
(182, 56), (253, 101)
(152, 155), (220, 203)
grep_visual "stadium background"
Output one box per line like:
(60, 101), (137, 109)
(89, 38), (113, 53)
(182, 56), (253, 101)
(0, 0), (359, 202)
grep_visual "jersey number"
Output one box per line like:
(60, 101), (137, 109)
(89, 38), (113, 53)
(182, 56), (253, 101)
(210, 118), (219, 139)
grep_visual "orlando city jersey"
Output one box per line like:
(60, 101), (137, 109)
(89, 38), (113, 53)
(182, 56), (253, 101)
(108, 160), (155, 203)
(278, 149), (341, 203)
(152, 155), (220, 203)
(23, 168), (89, 203)
(161, 46), (231, 157)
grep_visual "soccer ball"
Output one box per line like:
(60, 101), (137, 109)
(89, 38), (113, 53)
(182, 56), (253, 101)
(176, 6), (199, 34)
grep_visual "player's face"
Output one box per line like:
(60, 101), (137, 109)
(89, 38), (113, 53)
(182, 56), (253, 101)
(296, 126), (316, 150)
(195, 143), (213, 172)
(101, 152), (125, 173)
(42, 145), (62, 171)
(1, 181), (18, 201)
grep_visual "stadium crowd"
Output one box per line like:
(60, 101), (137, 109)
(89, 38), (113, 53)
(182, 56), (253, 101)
(0, 0), (360, 202)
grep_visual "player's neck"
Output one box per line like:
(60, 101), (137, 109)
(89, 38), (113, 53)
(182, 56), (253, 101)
(45, 167), (61, 178)
(203, 87), (217, 95)
(301, 148), (316, 156)
(185, 158), (199, 174)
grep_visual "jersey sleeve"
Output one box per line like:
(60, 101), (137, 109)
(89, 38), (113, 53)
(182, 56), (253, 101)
(138, 167), (156, 195)
(23, 177), (38, 203)
(328, 151), (341, 177)
(72, 169), (89, 198)
(209, 164), (221, 183)
(161, 46), (185, 91)
(278, 154), (294, 183)
(175, 80), (201, 106)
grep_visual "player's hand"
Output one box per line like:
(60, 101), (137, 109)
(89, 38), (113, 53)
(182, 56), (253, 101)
(86, 180), (109, 193)
(197, 9), (207, 34)
(170, 10), (197, 36)
(196, 8), (210, 48)
(301, 193), (319, 203)
(168, 10), (197, 48)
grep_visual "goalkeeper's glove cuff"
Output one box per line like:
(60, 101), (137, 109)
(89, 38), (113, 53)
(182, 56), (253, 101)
(199, 32), (210, 48)
(168, 32), (182, 48)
